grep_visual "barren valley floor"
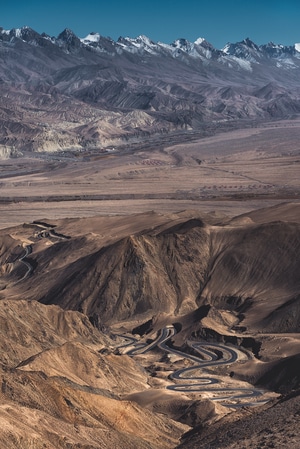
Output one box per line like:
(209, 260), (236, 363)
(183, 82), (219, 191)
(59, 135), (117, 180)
(0, 118), (299, 228)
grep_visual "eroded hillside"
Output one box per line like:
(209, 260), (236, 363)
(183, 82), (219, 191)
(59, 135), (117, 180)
(1, 204), (298, 334)
(0, 300), (188, 449)
(0, 203), (300, 448)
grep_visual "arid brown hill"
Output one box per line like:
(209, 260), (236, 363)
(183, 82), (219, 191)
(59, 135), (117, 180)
(176, 390), (300, 449)
(0, 203), (300, 448)
(1, 203), (299, 335)
(0, 300), (187, 448)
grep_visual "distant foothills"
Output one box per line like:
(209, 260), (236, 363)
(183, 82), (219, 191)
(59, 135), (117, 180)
(1, 25), (300, 155)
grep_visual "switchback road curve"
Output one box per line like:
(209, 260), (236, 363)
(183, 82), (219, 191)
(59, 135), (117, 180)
(118, 326), (267, 407)
(12, 221), (70, 285)
(13, 244), (33, 284)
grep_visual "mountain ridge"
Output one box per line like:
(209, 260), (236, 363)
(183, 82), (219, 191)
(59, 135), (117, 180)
(1, 204), (299, 332)
(1, 25), (300, 155)
(2, 26), (300, 61)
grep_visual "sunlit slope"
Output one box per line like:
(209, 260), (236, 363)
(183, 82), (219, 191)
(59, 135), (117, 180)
(0, 300), (187, 449)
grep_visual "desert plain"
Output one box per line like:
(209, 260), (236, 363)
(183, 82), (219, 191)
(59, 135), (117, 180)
(0, 118), (299, 227)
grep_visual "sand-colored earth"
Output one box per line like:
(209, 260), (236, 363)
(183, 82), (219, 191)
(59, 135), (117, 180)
(0, 119), (299, 228)
(0, 300), (189, 449)
(0, 120), (299, 448)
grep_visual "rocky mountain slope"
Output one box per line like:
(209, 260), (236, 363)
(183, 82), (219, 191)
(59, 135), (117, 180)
(0, 203), (300, 447)
(0, 300), (188, 449)
(177, 390), (300, 449)
(0, 203), (299, 347)
(1, 26), (300, 155)
(2, 204), (297, 334)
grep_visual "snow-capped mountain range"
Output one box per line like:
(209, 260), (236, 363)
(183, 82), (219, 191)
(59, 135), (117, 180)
(1, 26), (300, 67)
(1, 26), (300, 154)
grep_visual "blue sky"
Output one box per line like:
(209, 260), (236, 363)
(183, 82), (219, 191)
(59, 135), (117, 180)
(2, 0), (300, 49)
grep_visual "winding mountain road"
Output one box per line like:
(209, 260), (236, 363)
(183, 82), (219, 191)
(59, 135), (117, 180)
(118, 326), (267, 407)
(13, 244), (33, 284)
(12, 221), (70, 285)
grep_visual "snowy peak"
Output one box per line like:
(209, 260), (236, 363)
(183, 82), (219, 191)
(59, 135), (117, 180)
(80, 32), (117, 54)
(223, 38), (261, 61)
(223, 37), (300, 63)
(81, 32), (101, 43)
(194, 37), (206, 46)
(170, 38), (196, 57)
(0, 26), (56, 48)
(172, 38), (193, 50)
(135, 35), (156, 46)
(0, 26), (38, 42)
(168, 37), (220, 60)
(117, 35), (160, 55)
(1, 26), (300, 70)
(57, 28), (82, 51)
(261, 42), (296, 59)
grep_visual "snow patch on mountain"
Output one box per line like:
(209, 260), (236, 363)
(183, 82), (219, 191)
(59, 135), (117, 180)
(194, 37), (206, 45)
(81, 32), (101, 43)
(226, 56), (253, 71)
(276, 58), (297, 69)
(117, 35), (160, 55)
(15, 28), (24, 38)
(222, 43), (230, 54)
